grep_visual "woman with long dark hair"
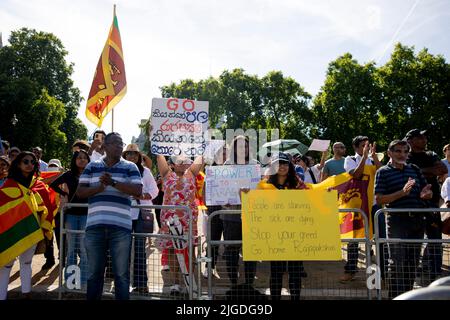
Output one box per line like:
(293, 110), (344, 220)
(257, 152), (308, 300)
(222, 135), (259, 286)
(50, 150), (90, 287)
(0, 151), (48, 299)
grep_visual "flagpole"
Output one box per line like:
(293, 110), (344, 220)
(111, 4), (116, 133)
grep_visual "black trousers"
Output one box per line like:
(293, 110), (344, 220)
(222, 219), (256, 285)
(386, 214), (425, 299)
(270, 261), (302, 300)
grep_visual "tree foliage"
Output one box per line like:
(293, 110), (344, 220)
(0, 28), (87, 163)
(312, 43), (450, 153)
(159, 68), (312, 142)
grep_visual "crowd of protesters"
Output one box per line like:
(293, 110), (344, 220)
(0, 127), (449, 301)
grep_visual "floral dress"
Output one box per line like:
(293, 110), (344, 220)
(157, 170), (199, 249)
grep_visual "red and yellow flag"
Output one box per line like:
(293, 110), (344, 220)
(308, 166), (377, 239)
(85, 6), (127, 127)
(0, 179), (48, 267)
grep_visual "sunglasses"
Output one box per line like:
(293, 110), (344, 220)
(22, 159), (36, 165)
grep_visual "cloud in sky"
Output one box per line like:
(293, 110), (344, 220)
(1, 0), (449, 144)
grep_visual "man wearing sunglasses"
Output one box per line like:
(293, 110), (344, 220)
(77, 132), (143, 300)
(374, 139), (432, 299)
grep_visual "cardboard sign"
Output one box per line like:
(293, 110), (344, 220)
(308, 139), (330, 152)
(242, 190), (342, 261)
(205, 165), (261, 205)
(150, 98), (209, 156)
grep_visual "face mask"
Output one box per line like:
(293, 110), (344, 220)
(47, 167), (60, 172)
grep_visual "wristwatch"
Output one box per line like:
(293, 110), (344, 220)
(111, 180), (118, 187)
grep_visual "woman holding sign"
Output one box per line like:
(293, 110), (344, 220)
(257, 152), (308, 300)
(156, 154), (203, 295)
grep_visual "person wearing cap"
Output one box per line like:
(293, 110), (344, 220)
(72, 140), (91, 153)
(0, 156), (10, 187)
(48, 159), (63, 171)
(341, 135), (382, 283)
(32, 147), (48, 172)
(405, 129), (447, 283)
(375, 139), (432, 298)
(122, 144), (159, 294)
(321, 142), (346, 182)
(291, 153), (305, 181)
(255, 152), (307, 300)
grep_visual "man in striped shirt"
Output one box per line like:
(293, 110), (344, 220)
(374, 139), (432, 299)
(77, 132), (143, 300)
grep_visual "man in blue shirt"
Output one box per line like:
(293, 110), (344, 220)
(375, 139), (432, 299)
(77, 132), (143, 300)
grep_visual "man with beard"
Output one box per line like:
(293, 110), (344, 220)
(405, 129), (447, 283)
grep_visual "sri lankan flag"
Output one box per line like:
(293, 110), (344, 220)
(307, 165), (377, 239)
(31, 177), (58, 239)
(0, 179), (47, 267)
(85, 6), (127, 127)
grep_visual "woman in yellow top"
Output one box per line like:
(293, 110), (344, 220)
(257, 152), (308, 301)
(0, 151), (49, 300)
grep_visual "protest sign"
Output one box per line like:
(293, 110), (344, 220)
(205, 165), (261, 205)
(308, 139), (330, 152)
(150, 98), (209, 156)
(241, 190), (341, 261)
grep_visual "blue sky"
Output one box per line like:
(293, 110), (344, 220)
(1, 0), (449, 144)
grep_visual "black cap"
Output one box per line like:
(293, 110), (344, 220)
(404, 129), (427, 140)
(271, 152), (290, 165)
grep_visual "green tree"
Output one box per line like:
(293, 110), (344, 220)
(312, 53), (383, 148)
(376, 43), (450, 152)
(0, 28), (87, 163)
(311, 44), (450, 153)
(159, 68), (312, 142)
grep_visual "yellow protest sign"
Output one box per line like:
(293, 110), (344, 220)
(241, 190), (341, 261)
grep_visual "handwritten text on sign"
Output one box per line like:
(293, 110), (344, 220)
(241, 190), (341, 261)
(205, 165), (261, 205)
(151, 98), (209, 156)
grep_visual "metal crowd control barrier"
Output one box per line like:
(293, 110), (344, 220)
(205, 208), (372, 300)
(374, 207), (450, 300)
(58, 203), (194, 300)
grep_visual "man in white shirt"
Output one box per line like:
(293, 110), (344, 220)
(341, 135), (382, 282)
(32, 146), (48, 172)
(88, 130), (107, 162)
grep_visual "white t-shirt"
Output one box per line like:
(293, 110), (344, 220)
(344, 154), (374, 173)
(39, 160), (48, 172)
(441, 177), (450, 203)
(304, 165), (321, 184)
(131, 167), (159, 220)
(90, 150), (105, 162)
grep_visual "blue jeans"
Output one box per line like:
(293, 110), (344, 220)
(84, 226), (132, 300)
(65, 214), (87, 285)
